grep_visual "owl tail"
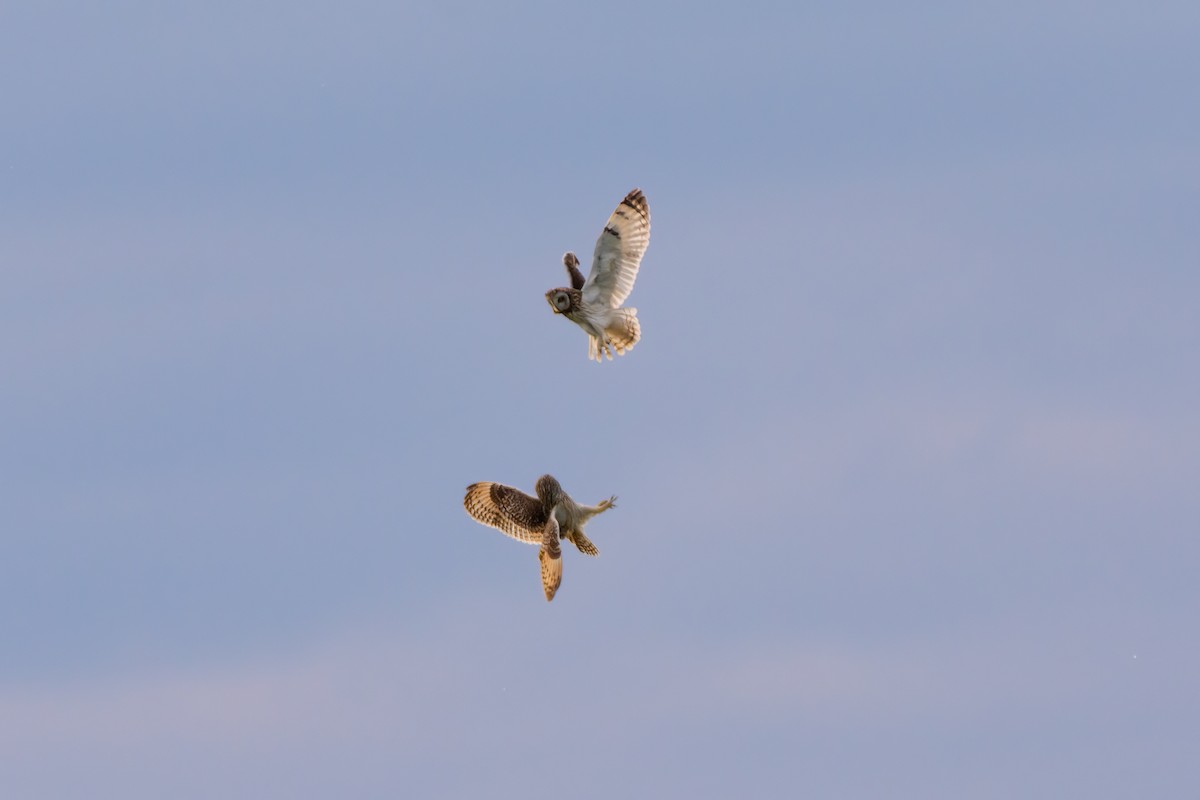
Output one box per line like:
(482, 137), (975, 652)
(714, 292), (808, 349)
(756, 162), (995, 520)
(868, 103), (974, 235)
(590, 308), (641, 361)
(538, 547), (562, 601)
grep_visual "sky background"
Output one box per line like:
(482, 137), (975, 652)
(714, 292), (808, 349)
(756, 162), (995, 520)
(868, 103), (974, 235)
(2, 1), (1198, 797)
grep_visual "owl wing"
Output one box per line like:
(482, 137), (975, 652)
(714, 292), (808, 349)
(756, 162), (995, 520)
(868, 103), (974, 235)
(582, 188), (650, 309)
(463, 482), (550, 545)
(538, 513), (563, 601)
(563, 252), (586, 290)
(568, 529), (599, 556)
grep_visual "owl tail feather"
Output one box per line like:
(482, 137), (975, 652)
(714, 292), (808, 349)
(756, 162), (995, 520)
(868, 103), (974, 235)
(538, 547), (562, 601)
(589, 308), (641, 362)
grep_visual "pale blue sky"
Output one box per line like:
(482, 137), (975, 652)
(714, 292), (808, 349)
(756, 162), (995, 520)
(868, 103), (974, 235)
(2, 2), (1198, 797)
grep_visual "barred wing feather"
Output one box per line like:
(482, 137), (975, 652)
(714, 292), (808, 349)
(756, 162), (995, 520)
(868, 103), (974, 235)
(582, 188), (650, 309)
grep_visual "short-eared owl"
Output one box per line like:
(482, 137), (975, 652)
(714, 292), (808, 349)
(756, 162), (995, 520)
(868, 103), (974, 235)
(546, 188), (650, 362)
(463, 474), (616, 601)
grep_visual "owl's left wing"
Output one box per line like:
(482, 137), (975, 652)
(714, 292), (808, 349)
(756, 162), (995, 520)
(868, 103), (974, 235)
(538, 513), (563, 601)
(463, 482), (550, 545)
(582, 188), (650, 309)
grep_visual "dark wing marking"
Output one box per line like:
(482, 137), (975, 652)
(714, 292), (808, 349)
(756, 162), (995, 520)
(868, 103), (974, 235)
(563, 252), (586, 290)
(463, 482), (550, 545)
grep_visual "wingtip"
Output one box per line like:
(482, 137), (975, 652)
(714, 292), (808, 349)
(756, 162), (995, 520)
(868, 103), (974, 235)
(539, 548), (562, 601)
(620, 188), (649, 222)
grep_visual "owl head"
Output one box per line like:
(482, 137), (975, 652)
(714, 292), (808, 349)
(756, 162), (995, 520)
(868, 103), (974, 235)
(545, 287), (582, 315)
(535, 474), (565, 506)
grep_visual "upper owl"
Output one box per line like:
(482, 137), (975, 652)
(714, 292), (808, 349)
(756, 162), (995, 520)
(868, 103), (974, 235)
(545, 188), (650, 362)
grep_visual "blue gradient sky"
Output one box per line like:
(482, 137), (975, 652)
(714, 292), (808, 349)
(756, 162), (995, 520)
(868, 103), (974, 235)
(2, 2), (1198, 797)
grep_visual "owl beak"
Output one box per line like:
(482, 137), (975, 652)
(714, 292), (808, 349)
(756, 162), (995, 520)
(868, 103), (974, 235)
(544, 292), (562, 314)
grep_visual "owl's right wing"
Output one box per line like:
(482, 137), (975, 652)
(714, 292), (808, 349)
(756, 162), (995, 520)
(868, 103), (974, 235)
(538, 513), (563, 602)
(582, 188), (650, 309)
(463, 482), (550, 545)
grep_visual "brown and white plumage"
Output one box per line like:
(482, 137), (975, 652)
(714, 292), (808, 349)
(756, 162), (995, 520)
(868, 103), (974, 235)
(538, 515), (563, 602)
(462, 474), (615, 601)
(546, 188), (650, 362)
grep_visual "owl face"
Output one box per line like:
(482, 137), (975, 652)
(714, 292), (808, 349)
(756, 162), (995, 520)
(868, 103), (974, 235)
(545, 287), (581, 315)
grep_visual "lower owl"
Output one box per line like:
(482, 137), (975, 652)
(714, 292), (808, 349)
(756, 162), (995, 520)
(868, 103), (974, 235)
(462, 474), (616, 601)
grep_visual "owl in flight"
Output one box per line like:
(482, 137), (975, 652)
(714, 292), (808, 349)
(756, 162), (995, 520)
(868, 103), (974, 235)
(463, 474), (616, 601)
(546, 188), (650, 362)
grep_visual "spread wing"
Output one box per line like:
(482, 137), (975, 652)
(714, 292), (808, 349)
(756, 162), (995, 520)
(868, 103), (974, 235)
(538, 513), (563, 601)
(582, 188), (650, 309)
(463, 482), (549, 545)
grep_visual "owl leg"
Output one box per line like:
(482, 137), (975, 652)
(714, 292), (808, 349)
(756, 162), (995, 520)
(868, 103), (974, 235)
(578, 496), (616, 521)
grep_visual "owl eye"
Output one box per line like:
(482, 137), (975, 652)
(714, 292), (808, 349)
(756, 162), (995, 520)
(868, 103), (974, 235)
(556, 293), (570, 310)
